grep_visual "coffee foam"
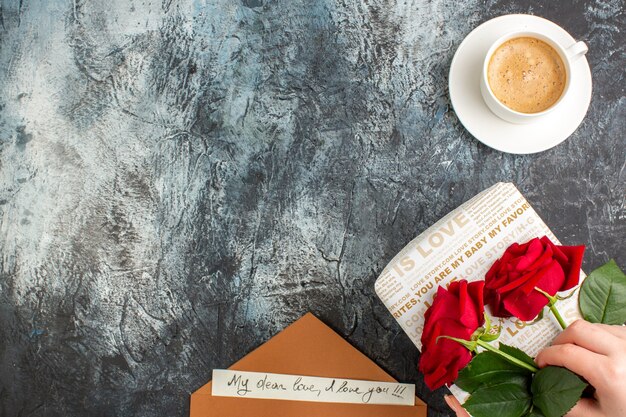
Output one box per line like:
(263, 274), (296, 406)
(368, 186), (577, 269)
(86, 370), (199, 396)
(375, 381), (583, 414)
(487, 37), (566, 114)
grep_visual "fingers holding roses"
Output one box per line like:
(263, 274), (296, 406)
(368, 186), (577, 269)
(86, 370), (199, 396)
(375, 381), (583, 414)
(548, 319), (624, 356)
(536, 321), (626, 417)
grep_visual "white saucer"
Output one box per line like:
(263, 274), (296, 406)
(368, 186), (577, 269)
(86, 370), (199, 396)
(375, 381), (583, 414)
(449, 14), (592, 154)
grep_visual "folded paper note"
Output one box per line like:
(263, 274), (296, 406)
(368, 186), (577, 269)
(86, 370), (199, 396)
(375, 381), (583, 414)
(375, 182), (586, 400)
(212, 369), (416, 405)
(190, 313), (427, 417)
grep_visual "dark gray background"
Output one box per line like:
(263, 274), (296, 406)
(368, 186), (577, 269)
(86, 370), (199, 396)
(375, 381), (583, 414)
(0, 0), (624, 416)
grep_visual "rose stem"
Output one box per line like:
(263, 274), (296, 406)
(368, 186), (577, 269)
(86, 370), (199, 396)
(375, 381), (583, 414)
(534, 287), (568, 330)
(548, 304), (568, 330)
(475, 339), (539, 373)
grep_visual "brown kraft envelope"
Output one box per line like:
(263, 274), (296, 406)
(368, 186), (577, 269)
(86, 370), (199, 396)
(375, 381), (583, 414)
(190, 313), (427, 416)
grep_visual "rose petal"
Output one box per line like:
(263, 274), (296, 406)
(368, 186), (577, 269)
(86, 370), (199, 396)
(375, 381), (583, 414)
(519, 260), (564, 295)
(419, 280), (484, 390)
(524, 242), (555, 272)
(503, 261), (564, 320)
(514, 238), (543, 271)
(557, 245), (585, 290)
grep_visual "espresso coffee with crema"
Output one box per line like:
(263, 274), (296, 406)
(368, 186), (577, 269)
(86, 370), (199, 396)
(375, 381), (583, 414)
(487, 37), (566, 114)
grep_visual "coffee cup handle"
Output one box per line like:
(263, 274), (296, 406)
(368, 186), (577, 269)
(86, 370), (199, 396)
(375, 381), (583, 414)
(566, 41), (588, 61)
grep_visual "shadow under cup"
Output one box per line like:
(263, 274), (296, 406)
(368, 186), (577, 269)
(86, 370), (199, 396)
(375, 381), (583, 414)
(480, 31), (588, 124)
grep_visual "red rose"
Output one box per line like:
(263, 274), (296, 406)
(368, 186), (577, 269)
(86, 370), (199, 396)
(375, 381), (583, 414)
(484, 236), (584, 321)
(419, 280), (485, 390)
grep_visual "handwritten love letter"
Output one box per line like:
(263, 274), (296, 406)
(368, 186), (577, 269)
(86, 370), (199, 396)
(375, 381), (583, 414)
(212, 370), (415, 406)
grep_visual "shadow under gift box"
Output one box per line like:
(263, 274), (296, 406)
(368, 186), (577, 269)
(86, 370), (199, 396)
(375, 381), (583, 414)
(190, 313), (427, 417)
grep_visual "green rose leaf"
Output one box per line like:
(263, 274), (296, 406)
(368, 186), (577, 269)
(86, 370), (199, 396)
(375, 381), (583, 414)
(463, 379), (532, 417)
(456, 351), (531, 394)
(531, 366), (587, 417)
(499, 343), (538, 369)
(579, 259), (626, 324)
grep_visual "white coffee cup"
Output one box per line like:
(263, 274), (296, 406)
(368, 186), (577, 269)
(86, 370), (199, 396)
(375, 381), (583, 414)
(480, 31), (588, 124)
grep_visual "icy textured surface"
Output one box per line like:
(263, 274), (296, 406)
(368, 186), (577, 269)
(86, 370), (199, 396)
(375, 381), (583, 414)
(0, 0), (624, 416)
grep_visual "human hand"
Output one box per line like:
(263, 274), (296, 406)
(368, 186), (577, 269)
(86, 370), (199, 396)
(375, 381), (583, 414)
(535, 320), (626, 417)
(444, 320), (626, 417)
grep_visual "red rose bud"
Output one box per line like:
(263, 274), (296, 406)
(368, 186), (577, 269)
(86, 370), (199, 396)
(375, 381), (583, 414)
(484, 236), (584, 321)
(419, 280), (485, 390)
